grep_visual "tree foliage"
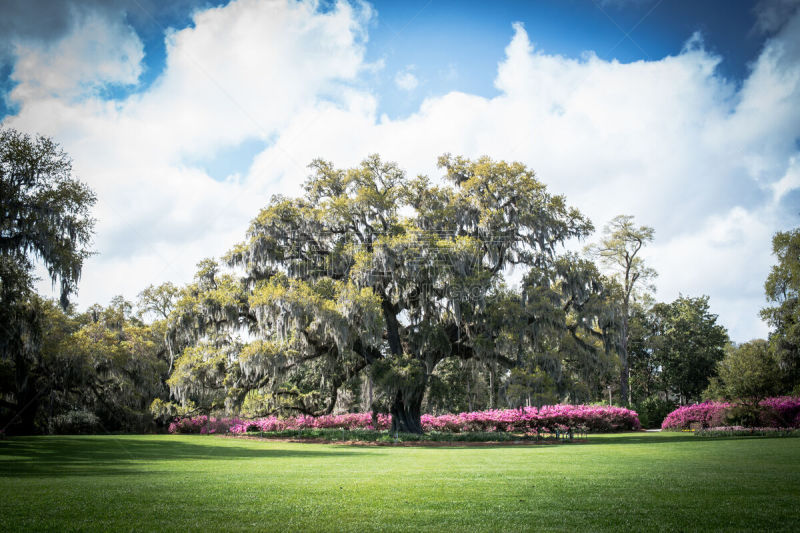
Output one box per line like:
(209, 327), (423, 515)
(761, 227), (800, 391)
(708, 340), (783, 408)
(0, 295), (170, 433)
(588, 214), (655, 405)
(165, 155), (612, 432)
(0, 128), (96, 308)
(651, 295), (728, 403)
(0, 128), (96, 433)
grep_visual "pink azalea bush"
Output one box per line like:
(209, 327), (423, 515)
(660, 401), (730, 430)
(759, 396), (800, 427)
(168, 415), (241, 434)
(418, 405), (640, 433)
(169, 404), (641, 435)
(661, 397), (800, 430)
(228, 412), (392, 434)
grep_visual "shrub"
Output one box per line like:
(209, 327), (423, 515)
(760, 396), (800, 426)
(168, 415), (239, 434)
(661, 397), (800, 430)
(634, 397), (676, 429)
(661, 402), (730, 430)
(179, 404), (642, 435)
(724, 404), (770, 428)
(50, 410), (101, 434)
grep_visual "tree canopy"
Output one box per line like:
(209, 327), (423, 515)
(650, 295), (728, 403)
(761, 228), (800, 392)
(708, 340), (783, 408)
(0, 128), (96, 433)
(164, 154), (614, 432)
(588, 214), (655, 405)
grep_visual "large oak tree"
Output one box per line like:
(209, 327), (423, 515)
(166, 155), (608, 433)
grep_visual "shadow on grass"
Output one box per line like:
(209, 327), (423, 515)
(0, 435), (373, 478)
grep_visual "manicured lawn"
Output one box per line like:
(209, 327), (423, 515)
(1, 432), (798, 531)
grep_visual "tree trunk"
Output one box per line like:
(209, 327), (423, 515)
(619, 310), (630, 406)
(12, 356), (39, 435)
(488, 364), (494, 409)
(466, 369), (473, 412)
(390, 381), (426, 434)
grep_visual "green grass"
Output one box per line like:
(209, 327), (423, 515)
(1, 433), (798, 532)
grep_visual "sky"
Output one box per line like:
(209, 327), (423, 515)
(1, 0), (799, 342)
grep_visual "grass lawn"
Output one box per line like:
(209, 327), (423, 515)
(1, 432), (798, 532)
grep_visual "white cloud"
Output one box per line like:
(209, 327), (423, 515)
(5, 2), (800, 343)
(8, 0), (374, 307)
(10, 10), (144, 101)
(244, 19), (800, 342)
(394, 65), (419, 91)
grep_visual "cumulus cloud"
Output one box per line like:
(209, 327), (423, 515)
(10, 11), (144, 101)
(394, 65), (419, 91)
(242, 18), (800, 341)
(7, 0), (374, 306)
(4, 1), (799, 343)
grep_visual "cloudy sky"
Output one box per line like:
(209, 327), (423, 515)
(2, 0), (799, 342)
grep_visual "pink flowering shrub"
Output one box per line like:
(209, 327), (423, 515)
(168, 415), (241, 435)
(660, 401), (730, 430)
(227, 412), (392, 434)
(661, 397), (800, 430)
(417, 405), (640, 433)
(167, 404), (640, 435)
(759, 397), (800, 427)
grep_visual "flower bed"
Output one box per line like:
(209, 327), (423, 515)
(694, 426), (800, 438)
(232, 428), (579, 444)
(168, 415), (241, 434)
(169, 404), (641, 435)
(661, 397), (800, 431)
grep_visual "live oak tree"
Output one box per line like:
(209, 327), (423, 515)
(165, 155), (605, 433)
(627, 300), (660, 402)
(50, 297), (169, 433)
(588, 215), (655, 405)
(0, 129), (95, 433)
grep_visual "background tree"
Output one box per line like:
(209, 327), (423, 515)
(761, 227), (800, 392)
(0, 128), (96, 434)
(137, 282), (179, 374)
(69, 296), (169, 432)
(706, 340), (783, 425)
(588, 215), (655, 405)
(627, 300), (660, 403)
(651, 295), (728, 404)
(424, 358), (491, 413)
(165, 155), (600, 433)
(0, 294), (170, 434)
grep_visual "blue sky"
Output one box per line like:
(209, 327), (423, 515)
(1, 0), (799, 342)
(0, 0), (770, 121)
(365, 0), (765, 116)
(0, 0), (777, 179)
